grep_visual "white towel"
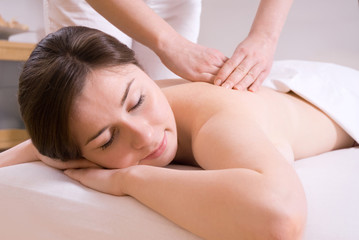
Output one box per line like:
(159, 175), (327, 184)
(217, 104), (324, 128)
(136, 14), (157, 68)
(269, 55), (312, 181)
(263, 60), (359, 143)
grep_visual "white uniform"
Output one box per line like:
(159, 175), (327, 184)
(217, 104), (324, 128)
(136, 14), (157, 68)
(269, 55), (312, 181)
(43, 0), (201, 80)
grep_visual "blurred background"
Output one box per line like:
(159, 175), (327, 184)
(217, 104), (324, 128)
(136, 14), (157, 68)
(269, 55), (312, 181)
(200, 0), (359, 70)
(0, 0), (358, 130)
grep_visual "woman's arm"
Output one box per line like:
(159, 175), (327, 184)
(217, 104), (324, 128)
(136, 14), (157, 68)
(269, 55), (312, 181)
(215, 0), (293, 91)
(65, 113), (306, 239)
(85, 0), (227, 82)
(66, 164), (299, 240)
(0, 140), (98, 169)
(0, 139), (38, 168)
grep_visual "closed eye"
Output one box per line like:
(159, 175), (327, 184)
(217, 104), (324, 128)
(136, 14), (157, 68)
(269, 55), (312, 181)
(130, 94), (145, 111)
(100, 129), (117, 150)
(100, 95), (144, 150)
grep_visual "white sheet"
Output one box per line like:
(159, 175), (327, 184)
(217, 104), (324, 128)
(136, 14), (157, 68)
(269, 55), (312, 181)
(296, 147), (359, 240)
(1, 148), (358, 240)
(263, 60), (359, 143)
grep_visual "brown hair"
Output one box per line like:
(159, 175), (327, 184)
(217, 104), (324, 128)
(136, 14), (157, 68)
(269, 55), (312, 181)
(18, 26), (140, 160)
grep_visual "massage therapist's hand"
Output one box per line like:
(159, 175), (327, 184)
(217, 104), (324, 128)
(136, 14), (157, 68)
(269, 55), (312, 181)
(64, 167), (131, 196)
(156, 34), (227, 83)
(214, 34), (276, 92)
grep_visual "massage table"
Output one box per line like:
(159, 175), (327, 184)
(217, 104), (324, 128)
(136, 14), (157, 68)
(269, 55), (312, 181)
(0, 60), (358, 239)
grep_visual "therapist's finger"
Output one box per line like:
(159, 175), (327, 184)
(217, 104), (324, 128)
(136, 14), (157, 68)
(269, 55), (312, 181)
(233, 63), (262, 90)
(193, 65), (224, 83)
(214, 54), (245, 86)
(197, 56), (227, 83)
(206, 51), (228, 68)
(220, 58), (255, 89)
(248, 70), (268, 92)
(203, 65), (222, 76)
(193, 71), (216, 83)
(216, 55), (229, 68)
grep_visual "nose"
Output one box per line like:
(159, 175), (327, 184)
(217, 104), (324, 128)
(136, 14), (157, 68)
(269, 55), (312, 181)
(125, 118), (154, 150)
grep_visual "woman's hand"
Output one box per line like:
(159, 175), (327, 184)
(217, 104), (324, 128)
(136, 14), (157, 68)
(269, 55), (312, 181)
(32, 146), (99, 170)
(156, 35), (228, 83)
(64, 167), (128, 196)
(214, 34), (276, 92)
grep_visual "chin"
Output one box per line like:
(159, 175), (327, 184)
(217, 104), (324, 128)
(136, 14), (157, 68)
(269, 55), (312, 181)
(142, 142), (177, 167)
(140, 153), (174, 167)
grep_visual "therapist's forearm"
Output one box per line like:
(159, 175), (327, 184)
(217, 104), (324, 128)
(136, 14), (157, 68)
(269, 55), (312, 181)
(86, 0), (179, 53)
(249, 0), (293, 42)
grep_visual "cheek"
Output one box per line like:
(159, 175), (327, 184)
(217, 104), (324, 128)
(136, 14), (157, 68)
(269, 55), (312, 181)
(87, 148), (138, 169)
(149, 92), (173, 123)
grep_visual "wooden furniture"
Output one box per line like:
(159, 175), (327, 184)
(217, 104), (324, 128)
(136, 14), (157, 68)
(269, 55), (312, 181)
(0, 40), (35, 61)
(0, 40), (34, 150)
(0, 129), (29, 150)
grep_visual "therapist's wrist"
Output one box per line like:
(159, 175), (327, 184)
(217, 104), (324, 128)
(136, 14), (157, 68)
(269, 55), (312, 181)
(249, 29), (279, 43)
(152, 29), (184, 56)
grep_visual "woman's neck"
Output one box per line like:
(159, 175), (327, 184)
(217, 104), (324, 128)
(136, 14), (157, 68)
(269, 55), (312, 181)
(162, 84), (198, 166)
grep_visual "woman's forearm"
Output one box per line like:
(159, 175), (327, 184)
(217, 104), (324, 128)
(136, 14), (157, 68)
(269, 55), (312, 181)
(249, 0), (293, 42)
(0, 139), (38, 168)
(123, 165), (306, 240)
(85, 0), (179, 53)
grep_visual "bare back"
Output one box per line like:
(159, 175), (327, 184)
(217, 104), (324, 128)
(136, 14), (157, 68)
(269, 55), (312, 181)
(162, 82), (354, 165)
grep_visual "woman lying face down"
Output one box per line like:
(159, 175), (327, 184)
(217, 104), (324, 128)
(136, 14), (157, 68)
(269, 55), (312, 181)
(3, 26), (355, 240)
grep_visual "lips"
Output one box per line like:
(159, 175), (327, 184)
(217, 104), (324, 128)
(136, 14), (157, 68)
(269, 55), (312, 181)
(142, 132), (167, 160)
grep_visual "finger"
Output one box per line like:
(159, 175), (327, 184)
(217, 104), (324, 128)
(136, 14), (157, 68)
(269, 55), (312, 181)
(193, 72), (217, 83)
(233, 63), (262, 90)
(185, 64), (221, 83)
(249, 70), (268, 92)
(204, 73), (217, 84)
(63, 158), (101, 169)
(214, 54), (245, 86)
(42, 157), (100, 170)
(233, 72), (255, 91)
(204, 65), (222, 76)
(199, 53), (227, 79)
(206, 49), (228, 68)
(209, 53), (228, 68)
(64, 168), (121, 195)
(64, 168), (102, 183)
(221, 58), (254, 89)
(215, 55), (229, 68)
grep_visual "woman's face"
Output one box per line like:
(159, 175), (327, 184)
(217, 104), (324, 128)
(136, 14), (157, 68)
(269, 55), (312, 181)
(69, 64), (178, 169)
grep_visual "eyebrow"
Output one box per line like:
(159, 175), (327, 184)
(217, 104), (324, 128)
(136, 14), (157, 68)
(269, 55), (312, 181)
(85, 78), (135, 146)
(121, 78), (134, 106)
(85, 126), (108, 145)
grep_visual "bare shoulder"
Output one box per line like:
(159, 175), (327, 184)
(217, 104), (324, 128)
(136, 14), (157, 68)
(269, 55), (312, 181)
(155, 78), (190, 89)
(163, 82), (353, 164)
(163, 83), (288, 169)
(162, 82), (263, 109)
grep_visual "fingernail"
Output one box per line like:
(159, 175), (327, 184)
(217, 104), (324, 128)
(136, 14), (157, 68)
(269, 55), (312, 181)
(249, 86), (257, 92)
(234, 85), (242, 91)
(214, 79), (222, 85)
(222, 83), (230, 89)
